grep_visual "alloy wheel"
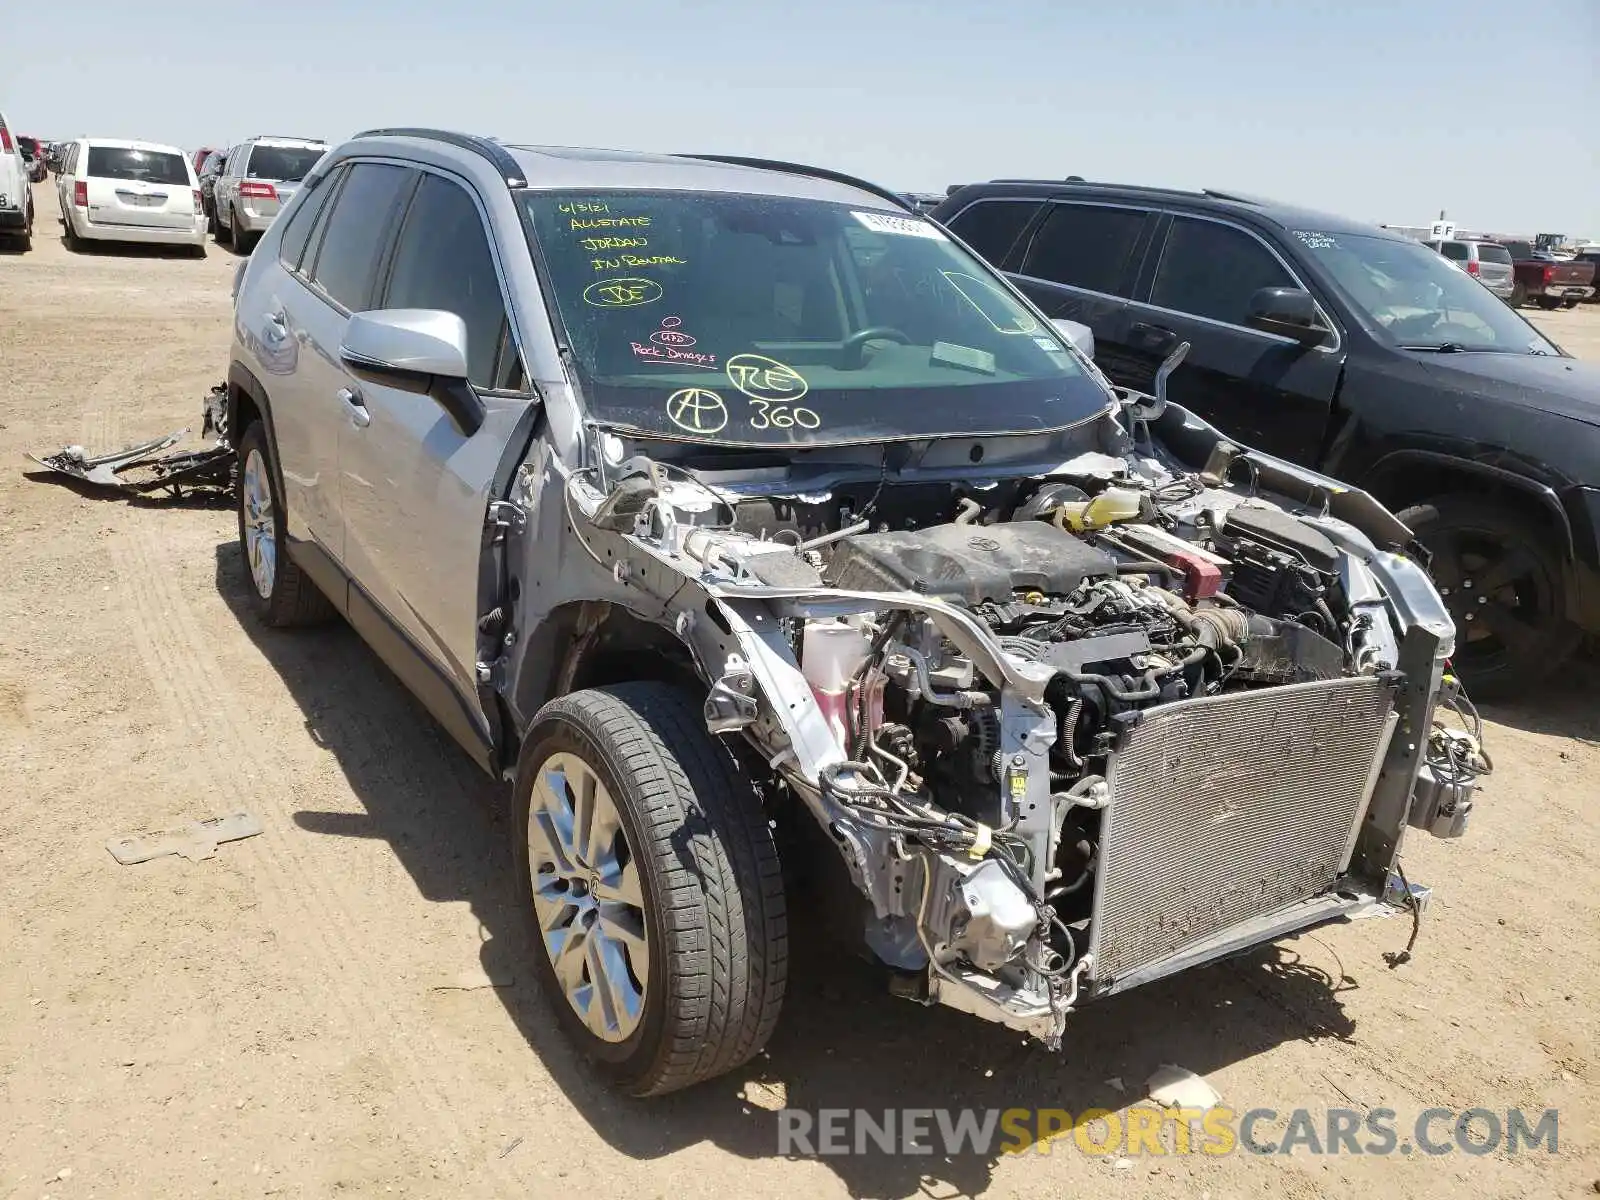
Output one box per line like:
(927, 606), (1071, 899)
(241, 448), (277, 599)
(526, 751), (650, 1043)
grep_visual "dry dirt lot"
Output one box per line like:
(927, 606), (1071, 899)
(1, 178), (1597, 1199)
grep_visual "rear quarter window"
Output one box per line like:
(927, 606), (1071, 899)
(86, 147), (189, 185)
(1476, 244), (1513, 265)
(943, 199), (1043, 267)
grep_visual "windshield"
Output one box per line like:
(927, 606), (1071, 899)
(246, 144), (325, 182)
(521, 190), (1109, 446)
(1293, 231), (1557, 354)
(86, 147), (189, 185)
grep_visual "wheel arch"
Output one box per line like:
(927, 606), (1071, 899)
(511, 599), (704, 743)
(1364, 449), (1576, 562)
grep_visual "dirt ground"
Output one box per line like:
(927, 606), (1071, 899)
(1, 177), (1596, 1199)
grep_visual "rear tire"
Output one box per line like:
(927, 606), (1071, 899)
(512, 683), (788, 1097)
(235, 422), (336, 628)
(1535, 297), (1561, 310)
(1397, 495), (1578, 699)
(1509, 282), (1526, 307)
(219, 205), (234, 246)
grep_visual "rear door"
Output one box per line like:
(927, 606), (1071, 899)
(1007, 201), (1158, 386)
(83, 146), (197, 229)
(1124, 213), (1345, 463)
(254, 160), (418, 568)
(336, 168), (537, 762)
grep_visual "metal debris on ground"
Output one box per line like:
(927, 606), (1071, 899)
(106, 812), (263, 864)
(24, 384), (234, 498)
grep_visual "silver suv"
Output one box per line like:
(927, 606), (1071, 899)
(226, 128), (1483, 1096)
(213, 135), (327, 251)
(1423, 237), (1516, 301)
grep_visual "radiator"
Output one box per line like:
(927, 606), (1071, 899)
(1086, 676), (1396, 984)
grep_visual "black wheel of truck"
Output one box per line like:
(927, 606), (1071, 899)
(1535, 296), (1561, 310)
(1561, 298), (1579, 309)
(513, 683), (788, 1096)
(235, 422), (336, 628)
(1398, 496), (1578, 698)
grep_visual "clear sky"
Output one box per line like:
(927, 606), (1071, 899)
(7, 0), (1596, 237)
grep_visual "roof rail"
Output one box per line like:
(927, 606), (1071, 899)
(352, 127), (526, 187)
(1200, 188), (1262, 205)
(674, 154), (911, 212)
(984, 178), (1266, 205)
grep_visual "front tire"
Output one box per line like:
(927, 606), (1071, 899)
(235, 422), (335, 627)
(513, 684), (788, 1096)
(1398, 495), (1578, 698)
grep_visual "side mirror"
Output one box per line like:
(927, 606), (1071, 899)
(1247, 287), (1330, 345)
(1050, 317), (1095, 360)
(340, 310), (484, 436)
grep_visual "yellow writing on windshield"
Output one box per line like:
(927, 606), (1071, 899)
(665, 388), (729, 434)
(583, 276), (664, 307)
(580, 236), (650, 252)
(559, 200), (611, 215)
(592, 254), (689, 272)
(725, 353), (808, 401)
(571, 216), (651, 230)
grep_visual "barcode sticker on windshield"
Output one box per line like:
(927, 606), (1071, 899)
(852, 211), (947, 239)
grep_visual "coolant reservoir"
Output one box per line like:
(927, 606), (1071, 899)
(1056, 486), (1143, 532)
(801, 619), (871, 745)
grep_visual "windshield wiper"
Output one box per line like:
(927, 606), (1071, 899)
(1399, 342), (1513, 354)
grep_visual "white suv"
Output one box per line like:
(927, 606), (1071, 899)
(0, 108), (34, 249)
(56, 138), (206, 253)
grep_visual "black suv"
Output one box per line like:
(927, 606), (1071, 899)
(933, 181), (1600, 696)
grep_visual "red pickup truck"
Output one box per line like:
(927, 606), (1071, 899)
(1500, 240), (1596, 308)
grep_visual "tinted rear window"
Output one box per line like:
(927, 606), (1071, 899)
(1476, 244), (1513, 265)
(86, 147), (189, 185)
(245, 144), (326, 182)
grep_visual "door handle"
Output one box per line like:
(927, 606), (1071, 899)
(1130, 321), (1182, 357)
(338, 387), (370, 428)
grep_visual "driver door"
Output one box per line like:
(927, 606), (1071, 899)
(1125, 214), (1345, 465)
(336, 169), (538, 768)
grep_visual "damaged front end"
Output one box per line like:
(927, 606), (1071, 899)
(550, 424), (1489, 1047)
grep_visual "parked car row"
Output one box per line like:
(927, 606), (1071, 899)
(2, 128), (331, 256)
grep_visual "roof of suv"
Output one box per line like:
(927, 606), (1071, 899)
(347, 129), (911, 210)
(938, 179), (1405, 242)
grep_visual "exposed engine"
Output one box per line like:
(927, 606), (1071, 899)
(587, 429), (1486, 1047)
